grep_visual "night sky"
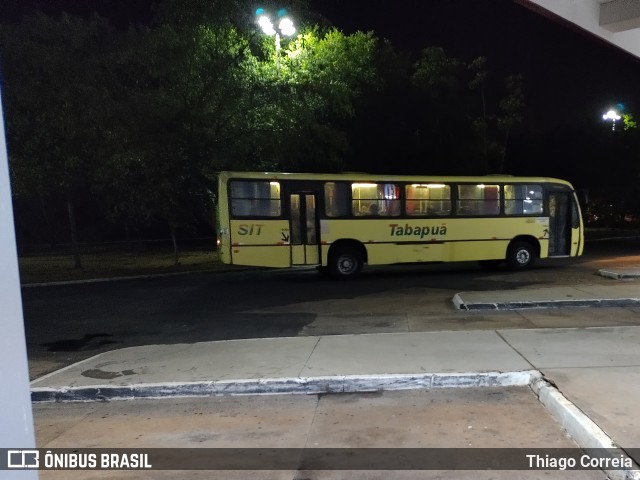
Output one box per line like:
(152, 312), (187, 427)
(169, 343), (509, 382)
(2, 0), (639, 132)
(310, 0), (640, 129)
(0, 0), (158, 26)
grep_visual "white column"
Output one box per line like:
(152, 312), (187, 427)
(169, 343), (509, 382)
(0, 85), (38, 478)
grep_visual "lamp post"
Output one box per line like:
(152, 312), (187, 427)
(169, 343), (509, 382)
(602, 109), (621, 131)
(256, 9), (295, 71)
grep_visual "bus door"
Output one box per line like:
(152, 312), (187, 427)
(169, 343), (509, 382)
(548, 192), (572, 256)
(289, 192), (320, 265)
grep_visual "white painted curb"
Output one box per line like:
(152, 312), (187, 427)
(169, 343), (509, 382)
(598, 269), (640, 280)
(31, 370), (539, 402)
(531, 377), (640, 480)
(452, 293), (466, 310)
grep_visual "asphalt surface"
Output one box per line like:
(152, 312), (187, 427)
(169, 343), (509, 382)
(23, 238), (640, 379)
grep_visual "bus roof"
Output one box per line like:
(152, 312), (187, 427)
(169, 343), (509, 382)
(217, 171), (574, 188)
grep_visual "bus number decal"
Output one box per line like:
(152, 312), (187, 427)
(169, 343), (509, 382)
(237, 224), (264, 236)
(389, 223), (448, 239)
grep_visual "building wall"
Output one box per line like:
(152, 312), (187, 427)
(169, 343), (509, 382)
(517, 0), (640, 59)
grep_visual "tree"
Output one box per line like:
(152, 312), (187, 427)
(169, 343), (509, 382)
(97, 19), (256, 264)
(412, 47), (478, 173)
(2, 0), (382, 262)
(411, 48), (525, 174)
(1, 13), (116, 267)
(622, 113), (637, 131)
(495, 74), (524, 173)
(468, 56), (490, 171)
(338, 39), (414, 173)
(241, 27), (380, 172)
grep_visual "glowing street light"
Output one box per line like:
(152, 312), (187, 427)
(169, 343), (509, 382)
(256, 8), (296, 70)
(257, 15), (276, 36)
(602, 109), (621, 131)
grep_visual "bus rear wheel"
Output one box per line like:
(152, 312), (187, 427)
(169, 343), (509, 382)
(507, 241), (536, 270)
(328, 247), (363, 279)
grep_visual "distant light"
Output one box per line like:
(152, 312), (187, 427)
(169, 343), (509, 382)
(255, 8), (265, 15)
(279, 18), (296, 36)
(258, 15), (276, 35)
(602, 109), (621, 121)
(277, 8), (287, 17)
(602, 108), (621, 131)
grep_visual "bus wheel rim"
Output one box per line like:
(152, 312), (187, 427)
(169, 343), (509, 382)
(516, 249), (530, 265)
(338, 256), (355, 274)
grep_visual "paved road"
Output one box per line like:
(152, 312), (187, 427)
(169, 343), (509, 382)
(23, 238), (640, 378)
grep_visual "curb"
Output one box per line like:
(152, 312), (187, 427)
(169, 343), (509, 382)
(452, 294), (640, 311)
(598, 269), (640, 280)
(531, 377), (640, 480)
(31, 370), (536, 403)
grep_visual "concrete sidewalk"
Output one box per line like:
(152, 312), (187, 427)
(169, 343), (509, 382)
(29, 280), (640, 478)
(31, 325), (640, 478)
(31, 331), (534, 401)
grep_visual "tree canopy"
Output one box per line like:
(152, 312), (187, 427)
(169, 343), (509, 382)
(9, 0), (636, 260)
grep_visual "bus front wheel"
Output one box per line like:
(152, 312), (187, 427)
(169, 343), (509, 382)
(328, 247), (363, 279)
(507, 241), (536, 270)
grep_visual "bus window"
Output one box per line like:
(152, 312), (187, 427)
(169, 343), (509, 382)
(457, 184), (500, 216)
(230, 180), (281, 217)
(406, 184), (451, 216)
(324, 182), (349, 217)
(504, 184), (543, 215)
(351, 183), (400, 217)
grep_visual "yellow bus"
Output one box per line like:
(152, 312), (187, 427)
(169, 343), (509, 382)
(216, 171), (584, 278)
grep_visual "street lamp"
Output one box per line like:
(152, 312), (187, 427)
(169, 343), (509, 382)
(602, 109), (621, 131)
(256, 8), (296, 70)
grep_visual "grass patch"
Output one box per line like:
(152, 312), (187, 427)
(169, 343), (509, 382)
(19, 248), (226, 284)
